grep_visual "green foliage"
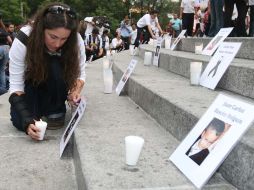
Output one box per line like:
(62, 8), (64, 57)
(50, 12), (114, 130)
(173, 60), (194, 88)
(0, 0), (180, 31)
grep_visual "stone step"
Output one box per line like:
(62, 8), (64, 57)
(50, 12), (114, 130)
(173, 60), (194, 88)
(73, 59), (235, 190)
(0, 93), (78, 190)
(139, 44), (254, 100)
(173, 37), (254, 60)
(111, 51), (254, 190)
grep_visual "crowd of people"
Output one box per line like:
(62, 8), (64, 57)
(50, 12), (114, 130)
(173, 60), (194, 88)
(166, 0), (254, 38)
(0, 1), (254, 140)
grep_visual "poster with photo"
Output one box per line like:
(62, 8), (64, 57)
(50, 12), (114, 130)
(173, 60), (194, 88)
(153, 37), (163, 67)
(202, 27), (233, 56)
(170, 29), (186, 51)
(200, 42), (242, 90)
(60, 97), (87, 157)
(169, 93), (254, 189)
(115, 59), (137, 96)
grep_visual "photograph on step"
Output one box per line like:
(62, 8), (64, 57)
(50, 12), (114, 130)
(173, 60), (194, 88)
(202, 27), (233, 56)
(169, 93), (254, 189)
(199, 42), (242, 90)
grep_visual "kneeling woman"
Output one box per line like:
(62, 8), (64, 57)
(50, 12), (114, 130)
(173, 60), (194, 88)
(9, 2), (86, 140)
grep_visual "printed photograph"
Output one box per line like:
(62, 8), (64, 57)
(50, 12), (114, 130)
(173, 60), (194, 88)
(185, 118), (231, 165)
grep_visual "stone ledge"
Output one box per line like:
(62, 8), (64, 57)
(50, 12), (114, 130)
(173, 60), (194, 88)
(112, 50), (254, 189)
(139, 44), (254, 100)
(73, 58), (235, 190)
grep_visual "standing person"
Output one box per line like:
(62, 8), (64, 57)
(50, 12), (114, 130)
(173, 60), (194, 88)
(170, 13), (182, 38)
(224, 0), (249, 37)
(130, 23), (137, 45)
(6, 22), (16, 42)
(249, 0), (254, 36)
(8, 2), (86, 140)
(134, 10), (164, 47)
(208, 0), (224, 37)
(180, 0), (198, 37)
(120, 15), (132, 50)
(101, 29), (110, 56)
(0, 18), (12, 95)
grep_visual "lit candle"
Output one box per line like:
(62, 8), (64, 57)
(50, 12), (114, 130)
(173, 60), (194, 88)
(190, 62), (202, 85)
(35, 119), (47, 140)
(103, 69), (113, 93)
(195, 42), (203, 54)
(144, 51), (152, 66)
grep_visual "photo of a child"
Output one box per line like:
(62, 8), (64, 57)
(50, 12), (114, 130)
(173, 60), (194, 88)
(186, 118), (231, 165)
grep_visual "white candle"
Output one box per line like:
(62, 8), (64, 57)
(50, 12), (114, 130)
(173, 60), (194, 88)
(35, 119), (47, 140)
(103, 69), (113, 93)
(190, 62), (202, 85)
(103, 57), (110, 70)
(165, 38), (171, 50)
(144, 51), (152, 66)
(129, 45), (135, 55)
(195, 42), (203, 54)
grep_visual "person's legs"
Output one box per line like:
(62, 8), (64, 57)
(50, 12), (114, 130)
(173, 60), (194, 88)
(208, 0), (216, 37)
(142, 26), (151, 44)
(224, 0), (234, 27)
(249, 5), (254, 36)
(215, 0), (224, 34)
(0, 45), (9, 95)
(235, 0), (248, 37)
(134, 27), (143, 47)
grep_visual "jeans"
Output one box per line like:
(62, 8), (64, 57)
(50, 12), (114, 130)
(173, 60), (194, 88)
(0, 45), (9, 95)
(224, 0), (248, 37)
(208, 0), (224, 37)
(249, 6), (254, 37)
(182, 13), (194, 37)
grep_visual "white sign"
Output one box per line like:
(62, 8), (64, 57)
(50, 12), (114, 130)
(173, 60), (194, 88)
(153, 37), (163, 67)
(200, 42), (241, 90)
(202, 27), (233, 56)
(170, 93), (254, 189)
(170, 29), (186, 50)
(115, 59), (137, 96)
(60, 98), (87, 157)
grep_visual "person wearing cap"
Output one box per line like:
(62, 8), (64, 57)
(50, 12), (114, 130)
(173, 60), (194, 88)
(8, 2), (86, 140)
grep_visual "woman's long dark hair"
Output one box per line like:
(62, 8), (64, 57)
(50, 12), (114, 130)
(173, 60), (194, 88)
(25, 2), (80, 91)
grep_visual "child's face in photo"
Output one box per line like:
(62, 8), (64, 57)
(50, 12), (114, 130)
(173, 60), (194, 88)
(198, 128), (219, 149)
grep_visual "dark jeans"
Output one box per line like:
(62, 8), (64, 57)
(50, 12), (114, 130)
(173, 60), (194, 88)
(208, 0), (224, 37)
(249, 5), (254, 37)
(0, 45), (9, 95)
(224, 0), (248, 37)
(182, 13), (194, 37)
(134, 26), (151, 47)
(121, 36), (130, 50)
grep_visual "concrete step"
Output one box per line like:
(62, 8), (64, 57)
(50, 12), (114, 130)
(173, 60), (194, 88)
(139, 44), (254, 100)
(73, 59), (235, 190)
(112, 51), (254, 190)
(0, 94), (78, 190)
(173, 37), (254, 60)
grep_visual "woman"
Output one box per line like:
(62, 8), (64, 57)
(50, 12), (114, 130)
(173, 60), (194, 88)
(0, 19), (12, 95)
(9, 2), (86, 140)
(111, 31), (124, 52)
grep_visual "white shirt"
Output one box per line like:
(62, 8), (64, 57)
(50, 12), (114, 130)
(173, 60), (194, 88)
(181, 0), (196, 13)
(111, 38), (123, 48)
(9, 25), (86, 94)
(85, 34), (103, 49)
(137, 14), (159, 28)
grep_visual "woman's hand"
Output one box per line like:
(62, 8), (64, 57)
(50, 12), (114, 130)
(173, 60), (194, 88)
(68, 91), (81, 106)
(27, 124), (41, 140)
